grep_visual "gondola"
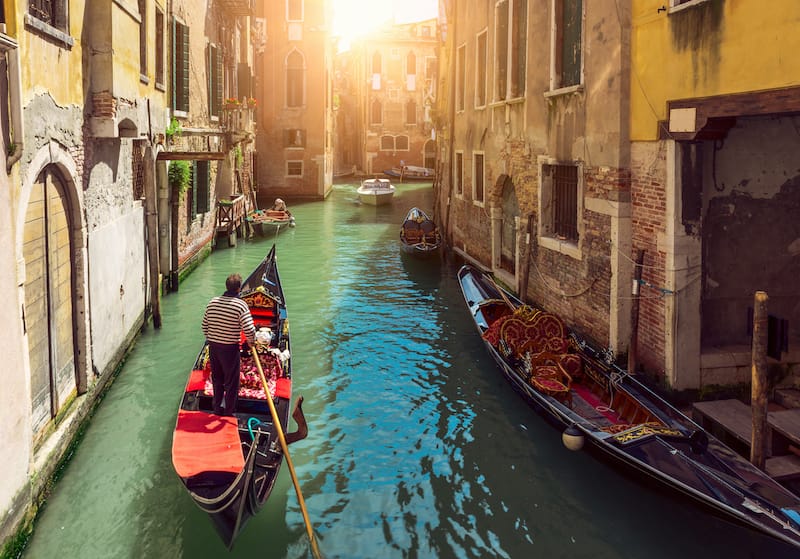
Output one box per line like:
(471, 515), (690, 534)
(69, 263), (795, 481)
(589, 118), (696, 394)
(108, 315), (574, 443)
(457, 264), (800, 551)
(171, 244), (308, 548)
(399, 207), (441, 257)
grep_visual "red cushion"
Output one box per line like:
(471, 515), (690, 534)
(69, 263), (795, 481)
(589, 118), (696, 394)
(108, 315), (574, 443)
(185, 368), (209, 392)
(172, 410), (244, 478)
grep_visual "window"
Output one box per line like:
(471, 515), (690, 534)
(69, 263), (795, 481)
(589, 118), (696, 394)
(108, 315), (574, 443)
(286, 50), (304, 107)
(193, 161), (211, 215)
(208, 44), (222, 118)
(473, 153), (485, 203)
(287, 0), (303, 21)
(284, 129), (306, 148)
(287, 160), (303, 176)
(155, 8), (165, 87)
(29, 0), (68, 32)
(495, 0), (527, 101)
(379, 135), (410, 151)
(552, 0), (582, 90)
(372, 51), (382, 74)
(455, 151), (464, 196)
(406, 51), (417, 91)
(138, 0), (147, 77)
(475, 31), (487, 107)
(456, 44), (466, 111)
(371, 99), (382, 124)
(541, 163), (579, 242)
(406, 100), (417, 125)
(172, 18), (189, 113)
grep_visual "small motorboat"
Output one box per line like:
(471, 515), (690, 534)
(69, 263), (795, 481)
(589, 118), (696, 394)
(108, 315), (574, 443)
(357, 178), (395, 206)
(399, 207), (441, 258)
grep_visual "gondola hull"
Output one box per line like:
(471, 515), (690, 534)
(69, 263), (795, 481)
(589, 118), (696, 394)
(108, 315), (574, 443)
(458, 264), (800, 551)
(172, 245), (305, 548)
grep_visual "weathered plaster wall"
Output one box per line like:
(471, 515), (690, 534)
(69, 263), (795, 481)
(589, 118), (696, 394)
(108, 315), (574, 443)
(702, 116), (800, 348)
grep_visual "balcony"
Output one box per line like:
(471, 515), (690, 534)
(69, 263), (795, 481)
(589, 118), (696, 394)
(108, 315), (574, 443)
(217, 0), (253, 17)
(221, 102), (255, 143)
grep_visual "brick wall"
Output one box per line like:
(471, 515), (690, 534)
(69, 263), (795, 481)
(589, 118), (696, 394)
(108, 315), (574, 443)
(630, 142), (668, 377)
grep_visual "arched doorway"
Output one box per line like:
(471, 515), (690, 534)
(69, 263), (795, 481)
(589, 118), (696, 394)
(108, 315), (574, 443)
(23, 165), (77, 438)
(499, 174), (519, 274)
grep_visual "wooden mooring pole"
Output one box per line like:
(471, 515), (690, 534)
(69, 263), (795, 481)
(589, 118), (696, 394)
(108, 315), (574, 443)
(750, 290), (769, 469)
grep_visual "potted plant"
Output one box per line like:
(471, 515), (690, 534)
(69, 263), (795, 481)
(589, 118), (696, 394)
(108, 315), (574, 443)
(224, 97), (241, 110)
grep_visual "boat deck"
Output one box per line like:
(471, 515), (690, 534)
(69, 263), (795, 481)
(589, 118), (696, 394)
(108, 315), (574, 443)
(692, 398), (800, 481)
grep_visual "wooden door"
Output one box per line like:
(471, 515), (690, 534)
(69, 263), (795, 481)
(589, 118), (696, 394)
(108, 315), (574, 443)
(23, 167), (76, 437)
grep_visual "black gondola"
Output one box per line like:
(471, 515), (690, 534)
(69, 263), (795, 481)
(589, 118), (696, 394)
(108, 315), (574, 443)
(171, 244), (307, 548)
(457, 264), (800, 551)
(399, 207), (441, 257)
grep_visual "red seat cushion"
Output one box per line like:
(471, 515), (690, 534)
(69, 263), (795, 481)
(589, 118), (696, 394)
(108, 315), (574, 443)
(172, 410), (244, 479)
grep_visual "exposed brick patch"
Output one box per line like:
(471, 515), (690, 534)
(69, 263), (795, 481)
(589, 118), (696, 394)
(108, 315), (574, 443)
(92, 91), (117, 118)
(631, 142), (668, 375)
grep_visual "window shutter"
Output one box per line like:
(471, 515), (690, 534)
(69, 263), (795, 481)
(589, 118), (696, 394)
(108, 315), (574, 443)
(196, 162), (210, 213)
(190, 161), (198, 219)
(180, 24), (190, 111)
(215, 48), (223, 114)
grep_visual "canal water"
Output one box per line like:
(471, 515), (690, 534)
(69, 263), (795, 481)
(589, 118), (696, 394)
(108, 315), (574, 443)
(22, 182), (795, 559)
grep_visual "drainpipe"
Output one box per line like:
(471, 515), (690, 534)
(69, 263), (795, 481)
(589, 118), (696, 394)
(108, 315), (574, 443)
(1, 34), (22, 173)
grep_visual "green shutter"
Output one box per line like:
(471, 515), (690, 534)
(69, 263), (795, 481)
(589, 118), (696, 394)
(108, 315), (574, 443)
(196, 162), (210, 213)
(190, 161), (197, 219)
(215, 48), (223, 115)
(180, 24), (190, 111)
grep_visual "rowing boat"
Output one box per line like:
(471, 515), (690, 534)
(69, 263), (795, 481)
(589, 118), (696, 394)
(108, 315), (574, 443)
(171, 244), (307, 548)
(458, 264), (800, 551)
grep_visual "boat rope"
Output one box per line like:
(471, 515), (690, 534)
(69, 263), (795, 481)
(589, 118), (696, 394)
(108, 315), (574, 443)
(247, 417), (262, 441)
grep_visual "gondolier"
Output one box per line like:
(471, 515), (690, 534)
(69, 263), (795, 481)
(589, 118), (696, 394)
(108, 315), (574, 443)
(201, 273), (256, 416)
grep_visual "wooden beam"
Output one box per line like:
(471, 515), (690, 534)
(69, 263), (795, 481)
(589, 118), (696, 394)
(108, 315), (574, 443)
(157, 151), (225, 161)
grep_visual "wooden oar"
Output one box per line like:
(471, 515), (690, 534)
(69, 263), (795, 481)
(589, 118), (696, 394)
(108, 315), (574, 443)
(251, 347), (322, 559)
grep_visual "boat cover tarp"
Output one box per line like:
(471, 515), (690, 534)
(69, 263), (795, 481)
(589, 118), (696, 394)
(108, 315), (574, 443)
(172, 410), (245, 478)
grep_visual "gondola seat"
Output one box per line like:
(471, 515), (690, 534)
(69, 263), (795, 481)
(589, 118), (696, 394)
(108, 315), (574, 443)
(527, 362), (572, 405)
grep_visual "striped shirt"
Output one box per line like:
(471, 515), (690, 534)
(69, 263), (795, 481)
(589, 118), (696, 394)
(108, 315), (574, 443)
(201, 295), (256, 345)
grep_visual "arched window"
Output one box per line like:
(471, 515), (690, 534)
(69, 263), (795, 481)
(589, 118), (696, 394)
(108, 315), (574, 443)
(286, 50), (305, 107)
(380, 135), (394, 150)
(395, 135), (409, 150)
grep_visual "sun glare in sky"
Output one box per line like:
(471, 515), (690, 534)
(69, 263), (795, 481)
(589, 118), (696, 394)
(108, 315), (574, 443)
(332, 0), (438, 48)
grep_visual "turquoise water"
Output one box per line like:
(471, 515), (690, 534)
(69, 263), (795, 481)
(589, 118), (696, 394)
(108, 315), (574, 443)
(21, 182), (795, 558)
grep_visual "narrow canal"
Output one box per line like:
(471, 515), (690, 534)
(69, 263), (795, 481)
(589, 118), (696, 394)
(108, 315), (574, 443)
(22, 182), (794, 559)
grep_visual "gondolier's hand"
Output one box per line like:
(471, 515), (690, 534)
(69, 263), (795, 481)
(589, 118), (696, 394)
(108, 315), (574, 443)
(241, 341), (251, 356)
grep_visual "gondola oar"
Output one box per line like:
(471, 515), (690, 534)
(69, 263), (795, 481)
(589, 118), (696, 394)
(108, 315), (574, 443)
(251, 347), (322, 559)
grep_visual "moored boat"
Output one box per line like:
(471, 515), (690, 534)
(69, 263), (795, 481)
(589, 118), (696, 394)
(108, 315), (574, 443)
(457, 264), (800, 552)
(357, 177), (395, 206)
(171, 244), (308, 548)
(247, 209), (295, 236)
(399, 207), (441, 257)
(383, 165), (435, 182)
